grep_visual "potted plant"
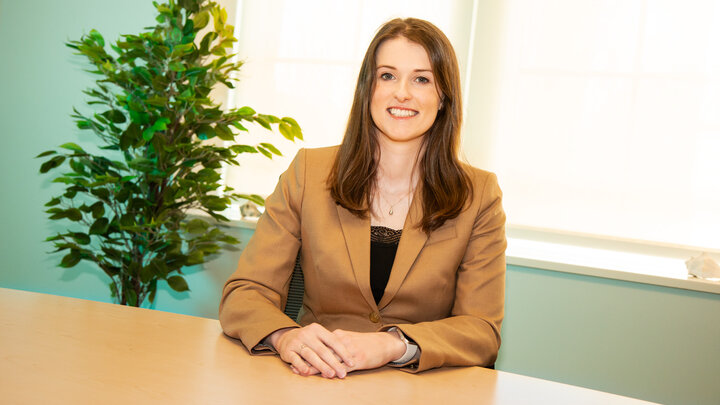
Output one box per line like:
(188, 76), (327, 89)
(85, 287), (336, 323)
(37, 0), (302, 307)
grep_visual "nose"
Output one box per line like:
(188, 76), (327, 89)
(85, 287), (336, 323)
(393, 78), (411, 102)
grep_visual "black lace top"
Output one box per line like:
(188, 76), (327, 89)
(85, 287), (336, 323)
(370, 226), (402, 304)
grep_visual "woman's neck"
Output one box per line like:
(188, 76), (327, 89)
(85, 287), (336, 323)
(370, 136), (423, 229)
(376, 136), (423, 191)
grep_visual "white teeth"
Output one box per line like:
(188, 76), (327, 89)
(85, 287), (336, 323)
(388, 108), (418, 118)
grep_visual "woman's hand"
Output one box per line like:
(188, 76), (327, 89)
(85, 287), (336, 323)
(331, 329), (406, 372)
(269, 323), (355, 379)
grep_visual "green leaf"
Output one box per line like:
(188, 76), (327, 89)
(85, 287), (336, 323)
(199, 31), (216, 54)
(60, 251), (81, 268)
(167, 275), (189, 292)
(168, 61), (186, 72)
(215, 124), (234, 141)
(148, 259), (168, 278)
(170, 42), (194, 58)
(102, 109), (126, 123)
(126, 288), (138, 307)
(169, 27), (183, 44)
(178, 88), (193, 99)
(91, 188), (110, 200)
(76, 120), (92, 130)
(278, 122), (294, 141)
(254, 116), (271, 130)
(186, 66), (208, 77)
(40, 155), (66, 173)
(182, 18), (195, 36)
(89, 29), (105, 47)
(230, 121), (247, 132)
(47, 209), (66, 220)
(210, 46), (226, 56)
(143, 117), (172, 141)
(72, 232), (91, 245)
(142, 127), (156, 141)
(185, 249), (204, 265)
(36, 150), (56, 158)
(45, 197), (62, 207)
(139, 263), (153, 284)
(109, 282), (118, 298)
(128, 157), (155, 172)
(236, 106), (256, 116)
(120, 123), (141, 150)
(259, 143), (282, 156)
(196, 124), (216, 140)
(185, 218), (209, 234)
(129, 109), (149, 125)
(282, 117), (303, 140)
(119, 213), (135, 227)
(200, 195), (230, 211)
(90, 201), (105, 218)
(230, 145), (257, 154)
(132, 66), (152, 84)
(257, 114), (280, 124)
(220, 234), (240, 244)
(101, 246), (123, 262)
(66, 208), (83, 221)
(257, 146), (272, 159)
(193, 11), (210, 30)
(148, 280), (158, 303)
(239, 193), (265, 206)
(145, 95), (168, 107)
(89, 217), (110, 235)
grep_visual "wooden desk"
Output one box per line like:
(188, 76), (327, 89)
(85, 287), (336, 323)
(0, 288), (657, 404)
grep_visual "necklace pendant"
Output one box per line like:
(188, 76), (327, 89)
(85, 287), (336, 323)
(389, 208), (394, 215)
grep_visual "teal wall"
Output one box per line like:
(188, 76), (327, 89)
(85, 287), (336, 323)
(499, 265), (720, 405)
(1, 2), (719, 405)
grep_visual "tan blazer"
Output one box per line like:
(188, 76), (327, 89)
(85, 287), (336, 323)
(219, 146), (506, 372)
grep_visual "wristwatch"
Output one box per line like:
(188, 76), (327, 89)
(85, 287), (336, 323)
(387, 327), (419, 365)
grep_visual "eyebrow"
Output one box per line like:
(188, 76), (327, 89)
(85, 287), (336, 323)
(376, 65), (433, 73)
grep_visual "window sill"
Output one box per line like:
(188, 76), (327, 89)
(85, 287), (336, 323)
(507, 226), (720, 295)
(221, 206), (720, 295)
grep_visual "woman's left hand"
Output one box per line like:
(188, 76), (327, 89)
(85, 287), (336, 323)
(292, 329), (406, 377)
(332, 329), (406, 372)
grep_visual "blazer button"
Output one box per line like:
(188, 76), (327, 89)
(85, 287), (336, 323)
(369, 312), (381, 323)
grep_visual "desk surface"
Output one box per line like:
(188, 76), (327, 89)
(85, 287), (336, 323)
(0, 288), (656, 404)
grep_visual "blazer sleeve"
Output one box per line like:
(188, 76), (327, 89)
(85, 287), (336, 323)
(382, 172), (507, 372)
(218, 149), (307, 353)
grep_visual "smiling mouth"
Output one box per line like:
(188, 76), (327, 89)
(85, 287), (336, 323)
(387, 107), (418, 118)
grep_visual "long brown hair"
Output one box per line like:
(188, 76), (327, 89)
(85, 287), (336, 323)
(328, 18), (471, 233)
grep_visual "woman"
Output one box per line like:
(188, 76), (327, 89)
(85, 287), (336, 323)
(219, 18), (506, 379)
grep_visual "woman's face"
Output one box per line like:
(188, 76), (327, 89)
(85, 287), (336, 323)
(370, 36), (442, 146)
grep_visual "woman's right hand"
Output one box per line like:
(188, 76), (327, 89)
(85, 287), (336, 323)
(269, 323), (356, 379)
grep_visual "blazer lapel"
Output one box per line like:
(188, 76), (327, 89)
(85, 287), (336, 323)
(335, 204), (375, 310)
(378, 187), (428, 309)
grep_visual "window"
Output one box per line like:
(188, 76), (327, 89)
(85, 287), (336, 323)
(465, 0), (720, 252)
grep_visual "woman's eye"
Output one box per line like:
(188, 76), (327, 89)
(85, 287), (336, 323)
(380, 72), (394, 80)
(415, 76), (430, 84)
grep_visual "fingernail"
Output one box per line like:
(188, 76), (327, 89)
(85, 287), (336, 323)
(338, 371), (346, 378)
(290, 366), (298, 375)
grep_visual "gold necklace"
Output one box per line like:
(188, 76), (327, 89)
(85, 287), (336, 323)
(379, 188), (414, 215)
